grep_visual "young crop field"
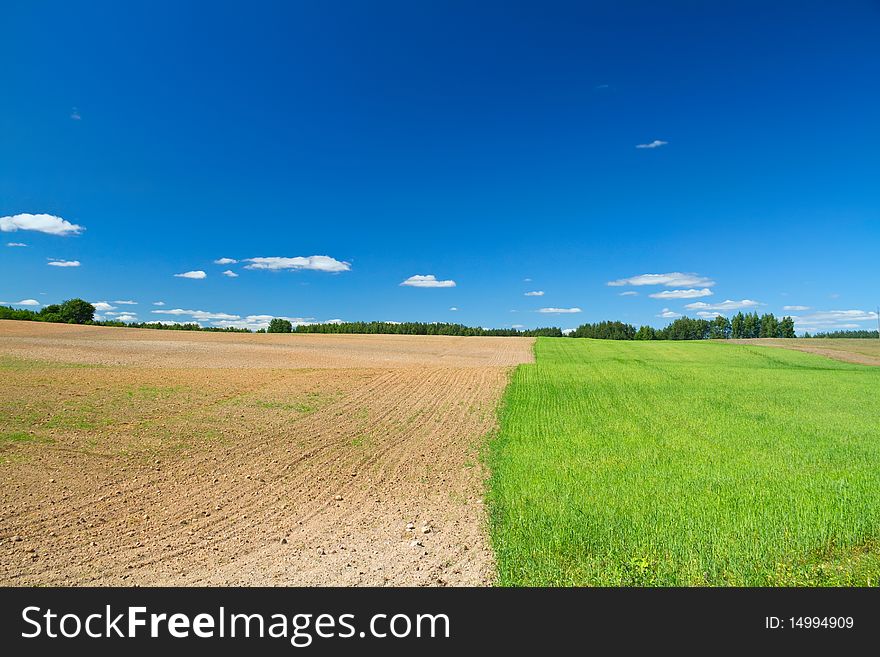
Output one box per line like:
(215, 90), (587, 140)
(489, 338), (880, 586)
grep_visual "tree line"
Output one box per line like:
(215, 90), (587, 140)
(7, 299), (876, 340)
(569, 313), (796, 341)
(269, 319), (564, 337)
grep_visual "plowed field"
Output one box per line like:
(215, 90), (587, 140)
(0, 321), (534, 586)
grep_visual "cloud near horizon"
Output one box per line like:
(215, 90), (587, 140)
(657, 308), (681, 318)
(174, 270), (207, 279)
(538, 307), (582, 314)
(684, 299), (762, 311)
(0, 213), (85, 236)
(649, 288), (713, 300)
(244, 256), (350, 272)
(1, 299), (41, 307)
(608, 272), (715, 288)
(400, 274), (456, 288)
(789, 309), (879, 332)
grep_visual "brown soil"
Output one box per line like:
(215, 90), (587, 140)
(0, 321), (534, 586)
(730, 338), (880, 367)
(0, 320), (530, 368)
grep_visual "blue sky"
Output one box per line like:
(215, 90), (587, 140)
(2, 1), (879, 333)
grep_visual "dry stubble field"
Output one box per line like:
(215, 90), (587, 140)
(0, 321), (533, 586)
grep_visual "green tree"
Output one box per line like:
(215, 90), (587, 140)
(59, 298), (95, 324)
(778, 316), (796, 338)
(730, 312), (745, 339)
(759, 313), (778, 338)
(709, 315), (732, 339)
(267, 318), (293, 333)
(635, 325), (657, 340)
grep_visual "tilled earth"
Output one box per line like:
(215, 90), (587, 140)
(0, 321), (534, 586)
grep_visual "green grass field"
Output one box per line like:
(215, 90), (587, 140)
(488, 338), (880, 586)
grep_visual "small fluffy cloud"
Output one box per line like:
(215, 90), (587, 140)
(619, 291), (638, 297)
(524, 291), (545, 297)
(538, 307), (582, 314)
(783, 305), (810, 311)
(244, 256), (350, 272)
(649, 288), (714, 300)
(153, 301), (165, 306)
(214, 258), (238, 265)
(657, 308), (682, 318)
(174, 270), (207, 279)
(608, 272), (715, 288)
(696, 311), (722, 318)
(91, 301), (116, 311)
(47, 259), (80, 267)
(115, 313), (137, 322)
(636, 139), (668, 149)
(449, 307), (459, 311)
(114, 300), (138, 305)
(6, 242), (27, 247)
(0, 213), (85, 236)
(222, 270), (239, 278)
(685, 299), (762, 311)
(400, 274), (456, 288)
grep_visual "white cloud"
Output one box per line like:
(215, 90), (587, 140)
(153, 301), (165, 306)
(153, 308), (240, 321)
(244, 256), (350, 272)
(607, 272), (715, 288)
(696, 311), (722, 318)
(561, 328), (576, 335)
(324, 319), (345, 325)
(2, 299), (41, 307)
(649, 288), (714, 300)
(214, 258), (238, 265)
(174, 270), (207, 279)
(91, 301), (116, 311)
(538, 307), (582, 314)
(657, 308), (682, 319)
(789, 309), (879, 332)
(685, 299), (762, 311)
(783, 305), (810, 311)
(449, 306), (459, 311)
(114, 300), (138, 305)
(0, 213), (85, 236)
(523, 278), (532, 282)
(400, 274), (456, 288)
(512, 324), (525, 329)
(6, 242), (27, 247)
(222, 270), (239, 278)
(212, 315), (312, 331)
(619, 291), (638, 297)
(47, 259), (80, 267)
(524, 291), (545, 297)
(636, 139), (668, 149)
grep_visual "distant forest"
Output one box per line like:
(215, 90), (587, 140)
(2, 300), (878, 340)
